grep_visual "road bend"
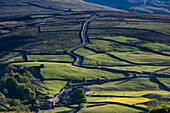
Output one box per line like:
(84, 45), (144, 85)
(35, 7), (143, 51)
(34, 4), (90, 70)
(69, 12), (97, 66)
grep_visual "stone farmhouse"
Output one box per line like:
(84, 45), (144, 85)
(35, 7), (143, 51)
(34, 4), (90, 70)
(43, 85), (93, 108)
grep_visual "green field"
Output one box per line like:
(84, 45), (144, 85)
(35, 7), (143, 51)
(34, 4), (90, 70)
(28, 55), (73, 62)
(81, 104), (145, 113)
(89, 78), (160, 92)
(83, 53), (130, 66)
(41, 80), (67, 97)
(108, 51), (170, 64)
(13, 62), (124, 80)
(107, 66), (169, 74)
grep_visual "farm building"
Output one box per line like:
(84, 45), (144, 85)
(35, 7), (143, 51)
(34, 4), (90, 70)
(43, 85), (93, 107)
(44, 97), (60, 108)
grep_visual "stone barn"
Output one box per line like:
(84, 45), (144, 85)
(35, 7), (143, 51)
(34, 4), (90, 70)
(44, 97), (60, 108)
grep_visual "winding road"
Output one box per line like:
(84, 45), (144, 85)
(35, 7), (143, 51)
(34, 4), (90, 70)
(69, 12), (97, 66)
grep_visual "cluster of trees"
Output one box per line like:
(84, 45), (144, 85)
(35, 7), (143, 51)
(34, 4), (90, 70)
(151, 105), (170, 113)
(4, 77), (37, 104)
(0, 65), (42, 111)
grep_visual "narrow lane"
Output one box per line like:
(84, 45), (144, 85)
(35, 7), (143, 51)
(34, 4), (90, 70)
(69, 12), (97, 66)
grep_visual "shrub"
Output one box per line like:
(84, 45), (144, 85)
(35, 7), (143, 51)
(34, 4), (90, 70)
(61, 101), (67, 104)
(14, 73), (22, 83)
(124, 72), (130, 77)
(133, 73), (137, 77)
(22, 87), (36, 100)
(15, 84), (36, 101)
(29, 97), (38, 105)
(9, 70), (15, 77)
(21, 76), (30, 84)
(15, 84), (26, 100)
(11, 105), (30, 111)
(151, 105), (170, 113)
(23, 71), (33, 78)
(96, 78), (100, 83)
(82, 78), (86, 84)
(10, 99), (20, 106)
(5, 78), (19, 94)
(148, 94), (163, 102)
(147, 99), (158, 108)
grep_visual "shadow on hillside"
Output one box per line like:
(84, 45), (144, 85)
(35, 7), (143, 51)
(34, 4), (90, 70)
(115, 78), (131, 85)
(86, 103), (107, 108)
(88, 102), (149, 112)
(91, 38), (170, 57)
(0, 35), (34, 51)
(28, 67), (44, 81)
(149, 77), (170, 91)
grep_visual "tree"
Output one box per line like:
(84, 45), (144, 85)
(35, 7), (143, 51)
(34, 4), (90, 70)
(151, 105), (170, 113)
(133, 73), (137, 77)
(22, 87), (36, 100)
(22, 52), (28, 62)
(15, 84), (35, 101)
(4, 78), (19, 98)
(96, 78), (100, 83)
(82, 78), (86, 84)
(15, 84), (26, 100)
(38, 26), (41, 33)
(29, 97), (38, 105)
(5, 78), (18, 92)
(70, 88), (87, 106)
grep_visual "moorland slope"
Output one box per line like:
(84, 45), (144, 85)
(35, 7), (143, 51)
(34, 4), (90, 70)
(83, 0), (170, 14)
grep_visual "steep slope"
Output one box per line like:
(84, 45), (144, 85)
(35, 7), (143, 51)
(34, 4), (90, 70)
(83, 0), (170, 14)
(0, 0), (124, 18)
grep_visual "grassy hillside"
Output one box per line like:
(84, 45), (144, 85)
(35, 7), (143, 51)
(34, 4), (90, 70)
(0, 2), (170, 112)
(12, 62), (124, 80)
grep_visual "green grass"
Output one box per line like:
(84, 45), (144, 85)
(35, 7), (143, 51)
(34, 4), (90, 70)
(86, 39), (139, 52)
(89, 78), (160, 92)
(81, 104), (145, 113)
(96, 97), (150, 105)
(109, 51), (170, 64)
(0, 52), (23, 63)
(90, 35), (170, 55)
(139, 43), (170, 55)
(40, 80), (67, 97)
(83, 54), (130, 66)
(75, 48), (96, 56)
(43, 106), (76, 113)
(12, 62), (124, 80)
(5, 55), (23, 62)
(157, 78), (170, 89)
(75, 47), (130, 66)
(107, 66), (169, 74)
(90, 91), (169, 97)
(28, 55), (73, 62)
(156, 68), (170, 75)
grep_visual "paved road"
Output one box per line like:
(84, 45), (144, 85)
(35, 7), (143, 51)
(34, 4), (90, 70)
(69, 12), (97, 66)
